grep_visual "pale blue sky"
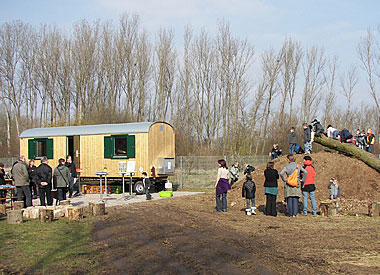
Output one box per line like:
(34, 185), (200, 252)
(1, 0), (379, 105)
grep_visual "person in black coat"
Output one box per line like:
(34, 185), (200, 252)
(242, 174), (256, 215)
(0, 163), (6, 203)
(264, 161), (279, 217)
(34, 157), (53, 206)
(28, 159), (38, 199)
(142, 172), (152, 200)
(65, 155), (77, 198)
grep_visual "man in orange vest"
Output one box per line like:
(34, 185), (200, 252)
(301, 156), (317, 215)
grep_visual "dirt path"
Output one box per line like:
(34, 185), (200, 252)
(93, 193), (380, 274)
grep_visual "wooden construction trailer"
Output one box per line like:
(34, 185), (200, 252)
(19, 122), (175, 194)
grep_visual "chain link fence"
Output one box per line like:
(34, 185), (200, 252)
(170, 155), (270, 189)
(0, 157), (18, 169)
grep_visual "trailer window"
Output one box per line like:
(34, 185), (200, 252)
(28, 138), (54, 159)
(37, 140), (47, 157)
(114, 137), (127, 156)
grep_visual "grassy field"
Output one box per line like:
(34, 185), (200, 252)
(0, 216), (101, 274)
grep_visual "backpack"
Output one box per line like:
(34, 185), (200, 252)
(341, 129), (353, 142)
(287, 165), (299, 187)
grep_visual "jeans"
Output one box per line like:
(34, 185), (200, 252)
(216, 192), (227, 211)
(304, 142), (311, 154)
(145, 188), (151, 200)
(16, 186), (32, 207)
(246, 198), (255, 209)
(302, 191), (317, 215)
(57, 187), (67, 201)
(333, 130), (339, 140)
(39, 186), (53, 206)
(287, 196), (299, 216)
(69, 178), (76, 197)
(289, 143), (296, 155)
(265, 194), (277, 216)
(366, 145), (373, 153)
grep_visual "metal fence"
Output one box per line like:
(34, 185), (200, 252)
(170, 155), (270, 189)
(0, 157), (18, 169)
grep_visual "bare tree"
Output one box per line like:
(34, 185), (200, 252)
(301, 46), (326, 123)
(322, 56), (339, 127)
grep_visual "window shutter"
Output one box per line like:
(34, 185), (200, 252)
(28, 139), (36, 159)
(46, 139), (54, 159)
(127, 135), (135, 158)
(104, 136), (114, 158)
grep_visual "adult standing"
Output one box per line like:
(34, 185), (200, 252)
(303, 123), (312, 154)
(53, 158), (71, 202)
(215, 159), (231, 212)
(35, 157), (53, 206)
(28, 159), (38, 199)
(301, 156), (317, 215)
(12, 156), (32, 207)
(229, 161), (239, 186)
(288, 127), (298, 155)
(280, 154), (307, 217)
(65, 155), (77, 198)
(264, 161), (279, 217)
(0, 163), (7, 203)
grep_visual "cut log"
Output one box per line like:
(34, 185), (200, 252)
(90, 202), (105, 216)
(13, 201), (24, 210)
(53, 209), (65, 218)
(64, 205), (73, 217)
(0, 204), (6, 216)
(22, 206), (35, 219)
(67, 207), (84, 221)
(319, 200), (339, 216)
(368, 201), (380, 217)
(60, 200), (71, 206)
(314, 135), (380, 173)
(40, 208), (54, 222)
(7, 209), (23, 224)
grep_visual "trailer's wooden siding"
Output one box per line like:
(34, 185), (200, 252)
(79, 133), (149, 178)
(148, 122), (175, 171)
(20, 136), (67, 167)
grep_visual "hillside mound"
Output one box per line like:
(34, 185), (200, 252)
(228, 152), (380, 213)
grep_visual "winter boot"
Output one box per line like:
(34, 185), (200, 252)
(245, 208), (252, 216)
(251, 207), (256, 215)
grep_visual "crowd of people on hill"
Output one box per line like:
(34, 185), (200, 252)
(268, 120), (376, 160)
(1, 155), (78, 207)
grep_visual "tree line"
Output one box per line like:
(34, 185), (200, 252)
(0, 14), (379, 157)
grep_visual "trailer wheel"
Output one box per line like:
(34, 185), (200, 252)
(134, 181), (144, 195)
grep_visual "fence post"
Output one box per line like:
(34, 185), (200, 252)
(180, 156), (183, 189)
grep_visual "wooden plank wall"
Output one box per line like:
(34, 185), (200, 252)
(148, 123), (175, 173)
(79, 133), (149, 178)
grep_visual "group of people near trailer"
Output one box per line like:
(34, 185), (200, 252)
(215, 154), (340, 216)
(1, 155), (78, 207)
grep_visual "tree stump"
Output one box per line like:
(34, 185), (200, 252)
(368, 201), (380, 217)
(40, 208), (54, 222)
(7, 209), (23, 224)
(60, 200), (71, 206)
(67, 207), (84, 221)
(53, 209), (65, 218)
(0, 204), (6, 216)
(89, 202), (105, 216)
(13, 201), (24, 210)
(319, 200), (338, 216)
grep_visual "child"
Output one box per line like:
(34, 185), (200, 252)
(243, 163), (255, 176)
(270, 144), (282, 160)
(288, 127), (297, 154)
(229, 161), (239, 186)
(358, 130), (367, 150)
(366, 128), (375, 153)
(142, 172), (152, 200)
(326, 125), (339, 140)
(328, 178), (340, 200)
(242, 174), (256, 215)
